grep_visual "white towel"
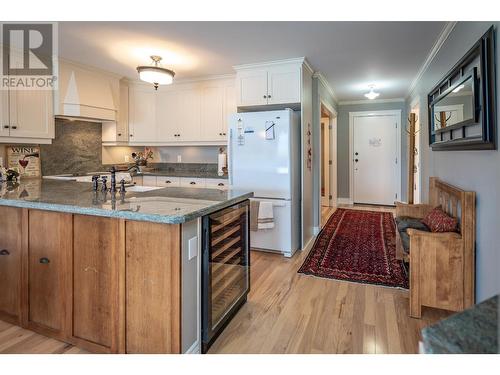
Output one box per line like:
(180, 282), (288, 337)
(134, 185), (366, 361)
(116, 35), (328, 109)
(258, 202), (275, 229)
(218, 153), (227, 176)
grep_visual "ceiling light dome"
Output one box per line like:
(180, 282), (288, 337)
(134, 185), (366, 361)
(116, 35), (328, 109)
(364, 85), (380, 100)
(137, 55), (175, 90)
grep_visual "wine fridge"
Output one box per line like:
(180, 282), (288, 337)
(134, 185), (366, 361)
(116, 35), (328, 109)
(201, 199), (250, 353)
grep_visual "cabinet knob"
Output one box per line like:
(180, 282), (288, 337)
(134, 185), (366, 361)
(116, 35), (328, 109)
(11, 125), (17, 130)
(267, 95), (271, 99)
(3, 125), (9, 129)
(0, 249), (10, 256)
(222, 133), (226, 136)
(118, 133), (122, 136)
(39, 257), (50, 264)
(129, 134), (133, 137)
(263, 95), (267, 99)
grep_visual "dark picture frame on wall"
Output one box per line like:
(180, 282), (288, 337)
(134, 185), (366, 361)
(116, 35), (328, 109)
(428, 26), (496, 150)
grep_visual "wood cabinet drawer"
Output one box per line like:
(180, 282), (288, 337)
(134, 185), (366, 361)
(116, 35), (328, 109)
(180, 177), (206, 188)
(156, 176), (181, 187)
(205, 178), (229, 190)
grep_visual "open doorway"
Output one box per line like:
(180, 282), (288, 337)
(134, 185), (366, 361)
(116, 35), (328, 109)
(320, 103), (337, 213)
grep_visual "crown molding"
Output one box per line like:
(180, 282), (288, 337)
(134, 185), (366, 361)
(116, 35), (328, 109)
(406, 21), (457, 99)
(338, 98), (405, 106)
(233, 57), (308, 71)
(312, 72), (338, 103)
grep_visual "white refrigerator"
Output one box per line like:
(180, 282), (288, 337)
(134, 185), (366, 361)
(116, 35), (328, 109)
(228, 109), (301, 257)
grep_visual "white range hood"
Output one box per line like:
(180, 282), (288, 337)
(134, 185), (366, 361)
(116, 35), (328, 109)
(56, 60), (119, 122)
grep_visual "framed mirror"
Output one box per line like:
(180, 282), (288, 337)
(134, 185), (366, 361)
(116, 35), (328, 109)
(427, 26), (496, 151)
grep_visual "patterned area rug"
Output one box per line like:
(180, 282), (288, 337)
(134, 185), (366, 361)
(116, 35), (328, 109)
(298, 208), (408, 289)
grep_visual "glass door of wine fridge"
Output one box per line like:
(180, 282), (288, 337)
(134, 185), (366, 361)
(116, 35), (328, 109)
(202, 200), (250, 352)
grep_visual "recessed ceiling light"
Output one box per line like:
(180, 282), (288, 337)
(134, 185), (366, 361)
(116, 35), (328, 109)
(137, 55), (175, 90)
(364, 85), (380, 100)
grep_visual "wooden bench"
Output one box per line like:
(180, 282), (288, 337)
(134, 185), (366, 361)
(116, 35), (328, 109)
(395, 177), (475, 318)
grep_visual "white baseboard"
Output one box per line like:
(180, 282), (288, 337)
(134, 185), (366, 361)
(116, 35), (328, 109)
(337, 198), (353, 205)
(313, 226), (321, 235)
(184, 340), (201, 354)
(302, 234), (317, 253)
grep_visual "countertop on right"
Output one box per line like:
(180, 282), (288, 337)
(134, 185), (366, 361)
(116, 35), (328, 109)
(421, 296), (498, 354)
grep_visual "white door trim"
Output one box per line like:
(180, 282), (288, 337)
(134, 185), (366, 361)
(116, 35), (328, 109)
(411, 99), (422, 204)
(349, 109), (402, 205)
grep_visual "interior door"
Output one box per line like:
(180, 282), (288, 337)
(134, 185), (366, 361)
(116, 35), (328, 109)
(321, 117), (330, 206)
(353, 114), (398, 205)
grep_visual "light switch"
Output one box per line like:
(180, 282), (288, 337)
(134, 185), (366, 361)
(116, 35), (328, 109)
(188, 236), (198, 260)
(177, 155), (182, 163)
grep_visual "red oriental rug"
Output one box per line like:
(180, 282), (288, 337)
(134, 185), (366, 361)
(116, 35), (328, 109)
(298, 209), (408, 289)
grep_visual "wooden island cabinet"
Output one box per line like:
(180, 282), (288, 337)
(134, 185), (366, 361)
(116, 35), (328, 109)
(0, 206), (185, 354)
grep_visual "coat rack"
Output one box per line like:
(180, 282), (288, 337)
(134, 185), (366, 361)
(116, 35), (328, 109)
(405, 113), (419, 204)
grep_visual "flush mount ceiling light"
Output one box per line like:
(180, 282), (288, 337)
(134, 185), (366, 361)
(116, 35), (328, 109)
(137, 55), (175, 90)
(364, 85), (380, 100)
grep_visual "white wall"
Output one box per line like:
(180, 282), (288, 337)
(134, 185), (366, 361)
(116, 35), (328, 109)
(407, 22), (500, 302)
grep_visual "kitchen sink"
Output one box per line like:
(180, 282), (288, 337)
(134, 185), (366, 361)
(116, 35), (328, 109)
(126, 185), (163, 192)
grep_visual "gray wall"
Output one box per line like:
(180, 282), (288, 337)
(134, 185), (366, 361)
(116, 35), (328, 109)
(337, 101), (407, 200)
(312, 76), (338, 230)
(407, 21), (500, 302)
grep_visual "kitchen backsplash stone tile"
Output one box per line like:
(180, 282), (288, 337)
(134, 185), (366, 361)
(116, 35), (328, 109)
(41, 119), (103, 176)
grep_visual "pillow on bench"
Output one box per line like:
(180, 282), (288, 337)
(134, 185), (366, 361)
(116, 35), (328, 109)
(422, 207), (458, 233)
(395, 217), (431, 255)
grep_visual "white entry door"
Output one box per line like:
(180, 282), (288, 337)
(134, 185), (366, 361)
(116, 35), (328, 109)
(352, 113), (399, 205)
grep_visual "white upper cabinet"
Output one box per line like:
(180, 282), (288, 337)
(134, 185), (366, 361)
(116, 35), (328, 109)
(128, 85), (157, 144)
(234, 58), (307, 107)
(9, 90), (54, 139)
(0, 91), (9, 137)
(236, 70), (268, 107)
(267, 64), (301, 105)
(126, 77), (234, 145)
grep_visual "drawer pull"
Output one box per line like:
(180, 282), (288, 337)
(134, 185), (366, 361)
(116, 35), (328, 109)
(165, 180), (171, 184)
(218, 183), (225, 186)
(3, 125), (9, 129)
(11, 125), (17, 130)
(190, 182), (196, 185)
(39, 257), (50, 264)
(0, 249), (10, 256)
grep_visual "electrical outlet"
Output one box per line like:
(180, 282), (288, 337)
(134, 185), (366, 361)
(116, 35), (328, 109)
(188, 236), (198, 260)
(124, 155), (130, 163)
(177, 155), (182, 163)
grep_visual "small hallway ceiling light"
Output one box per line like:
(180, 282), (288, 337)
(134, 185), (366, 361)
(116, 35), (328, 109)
(364, 85), (380, 100)
(137, 55), (175, 90)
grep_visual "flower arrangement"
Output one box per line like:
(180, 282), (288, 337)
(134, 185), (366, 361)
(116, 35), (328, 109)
(131, 147), (154, 166)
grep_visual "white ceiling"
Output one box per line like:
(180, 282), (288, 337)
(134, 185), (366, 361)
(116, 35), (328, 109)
(59, 21), (446, 101)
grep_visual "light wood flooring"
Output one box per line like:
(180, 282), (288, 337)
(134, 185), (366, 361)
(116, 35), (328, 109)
(0, 204), (450, 354)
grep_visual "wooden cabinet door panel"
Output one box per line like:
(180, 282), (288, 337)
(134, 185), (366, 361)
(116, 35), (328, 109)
(125, 221), (181, 354)
(0, 207), (22, 323)
(73, 215), (124, 351)
(27, 210), (72, 338)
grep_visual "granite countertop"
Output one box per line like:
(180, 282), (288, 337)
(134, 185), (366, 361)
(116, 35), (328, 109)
(421, 296), (498, 354)
(0, 179), (252, 224)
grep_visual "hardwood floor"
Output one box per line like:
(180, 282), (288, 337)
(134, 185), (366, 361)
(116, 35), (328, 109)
(0, 204), (450, 354)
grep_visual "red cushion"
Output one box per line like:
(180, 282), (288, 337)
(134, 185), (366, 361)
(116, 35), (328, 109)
(422, 207), (458, 233)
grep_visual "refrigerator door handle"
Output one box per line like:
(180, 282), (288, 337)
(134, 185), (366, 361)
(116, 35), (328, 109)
(228, 128), (233, 186)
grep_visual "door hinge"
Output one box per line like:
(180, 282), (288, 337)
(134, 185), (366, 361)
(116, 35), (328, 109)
(395, 123), (398, 128)
(395, 193), (398, 199)
(329, 160), (332, 165)
(395, 157), (398, 164)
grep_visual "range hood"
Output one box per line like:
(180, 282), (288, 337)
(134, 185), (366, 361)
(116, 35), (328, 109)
(56, 60), (119, 122)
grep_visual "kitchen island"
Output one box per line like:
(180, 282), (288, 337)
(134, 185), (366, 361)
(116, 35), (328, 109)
(0, 179), (252, 354)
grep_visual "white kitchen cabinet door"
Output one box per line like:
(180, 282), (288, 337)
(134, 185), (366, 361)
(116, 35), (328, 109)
(177, 89), (201, 142)
(156, 90), (181, 142)
(116, 81), (129, 142)
(129, 87), (157, 143)
(9, 89), (54, 139)
(267, 65), (301, 105)
(201, 86), (224, 141)
(0, 90), (9, 137)
(236, 70), (268, 107)
(223, 84), (236, 138)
